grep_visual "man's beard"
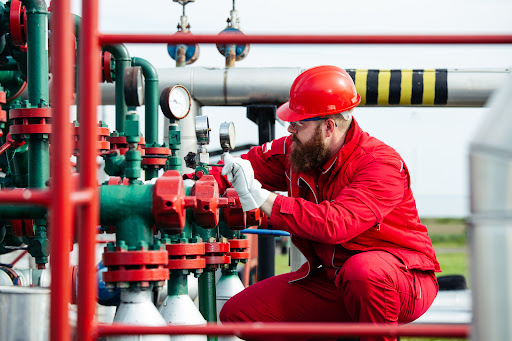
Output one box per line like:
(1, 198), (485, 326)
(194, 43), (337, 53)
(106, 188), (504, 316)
(289, 125), (330, 173)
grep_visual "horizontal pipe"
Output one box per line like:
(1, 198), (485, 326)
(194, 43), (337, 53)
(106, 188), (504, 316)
(0, 189), (50, 206)
(241, 229), (290, 237)
(98, 33), (512, 45)
(71, 189), (95, 205)
(96, 322), (470, 339)
(99, 67), (510, 108)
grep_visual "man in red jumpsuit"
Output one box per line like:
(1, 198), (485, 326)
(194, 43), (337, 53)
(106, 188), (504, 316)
(219, 65), (441, 341)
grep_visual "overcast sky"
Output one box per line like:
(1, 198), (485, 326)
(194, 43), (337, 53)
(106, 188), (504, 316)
(67, 0), (512, 217)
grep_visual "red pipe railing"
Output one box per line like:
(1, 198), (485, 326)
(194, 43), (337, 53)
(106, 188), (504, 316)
(96, 322), (469, 339)
(0, 189), (51, 205)
(49, 1), (74, 341)
(76, 0), (100, 340)
(99, 33), (512, 45)
(47, 0), (512, 340)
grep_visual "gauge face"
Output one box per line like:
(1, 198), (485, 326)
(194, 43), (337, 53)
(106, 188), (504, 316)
(219, 122), (236, 151)
(168, 85), (191, 119)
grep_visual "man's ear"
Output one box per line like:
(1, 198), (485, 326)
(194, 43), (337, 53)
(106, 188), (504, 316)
(324, 119), (336, 137)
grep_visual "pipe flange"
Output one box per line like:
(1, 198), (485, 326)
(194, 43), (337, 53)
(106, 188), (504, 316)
(107, 135), (145, 155)
(141, 146), (171, 169)
(9, 107), (52, 138)
(102, 51), (114, 83)
(9, 0), (27, 47)
(10, 219), (34, 237)
(72, 122), (111, 154)
(102, 249), (169, 287)
(166, 243), (206, 271)
(227, 238), (250, 261)
(203, 241), (231, 267)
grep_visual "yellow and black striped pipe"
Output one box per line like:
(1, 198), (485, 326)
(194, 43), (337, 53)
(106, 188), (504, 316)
(346, 69), (448, 105)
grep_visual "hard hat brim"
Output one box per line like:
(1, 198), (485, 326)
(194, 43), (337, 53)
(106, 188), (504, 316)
(277, 95), (361, 122)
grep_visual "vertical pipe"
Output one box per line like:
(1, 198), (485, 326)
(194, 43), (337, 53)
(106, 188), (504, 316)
(103, 44), (130, 134)
(49, 0), (73, 340)
(253, 107), (276, 282)
(130, 57), (158, 146)
(77, 0), (100, 340)
(23, 0), (49, 106)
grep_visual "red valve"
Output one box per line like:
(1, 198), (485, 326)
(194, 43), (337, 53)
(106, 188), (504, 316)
(192, 175), (232, 229)
(246, 208), (263, 227)
(10, 219), (34, 237)
(102, 51), (114, 83)
(223, 187), (246, 230)
(153, 170), (196, 234)
(9, 0), (27, 48)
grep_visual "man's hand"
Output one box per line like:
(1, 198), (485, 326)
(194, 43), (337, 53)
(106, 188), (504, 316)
(221, 154), (271, 212)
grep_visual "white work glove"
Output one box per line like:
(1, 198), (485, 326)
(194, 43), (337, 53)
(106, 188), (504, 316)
(221, 153), (270, 211)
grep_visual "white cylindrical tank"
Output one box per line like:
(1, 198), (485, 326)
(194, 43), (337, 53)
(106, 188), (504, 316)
(109, 289), (170, 341)
(216, 271), (245, 341)
(0, 286), (50, 341)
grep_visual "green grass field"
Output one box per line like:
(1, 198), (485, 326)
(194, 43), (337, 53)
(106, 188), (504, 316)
(274, 217), (470, 341)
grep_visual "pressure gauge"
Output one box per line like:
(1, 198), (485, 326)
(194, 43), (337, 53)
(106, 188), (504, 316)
(195, 115), (210, 145)
(219, 122), (236, 151)
(124, 66), (145, 107)
(160, 85), (192, 120)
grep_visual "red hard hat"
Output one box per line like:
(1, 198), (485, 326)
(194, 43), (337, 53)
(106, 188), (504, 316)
(277, 65), (361, 122)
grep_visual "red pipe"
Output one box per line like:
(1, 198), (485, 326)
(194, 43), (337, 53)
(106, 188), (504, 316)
(96, 322), (470, 339)
(71, 188), (95, 205)
(49, 1), (74, 340)
(0, 141), (11, 155)
(77, 0), (100, 340)
(9, 250), (28, 267)
(99, 33), (512, 45)
(0, 189), (50, 205)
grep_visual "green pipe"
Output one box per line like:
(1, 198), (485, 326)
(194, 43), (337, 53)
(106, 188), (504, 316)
(130, 57), (158, 146)
(22, 0), (49, 107)
(167, 120), (181, 171)
(27, 137), (49, 188)
(103, 44), (130, 134)
(195, 224), (218, 339)
(0, 205), (46, 219)
(168, 272), (188, 296)
(99, 184), (153, 248)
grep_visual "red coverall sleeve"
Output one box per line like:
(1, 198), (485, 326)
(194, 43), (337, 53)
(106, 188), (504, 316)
(270, 158), (406, 244)
(242, 137), (289, 192)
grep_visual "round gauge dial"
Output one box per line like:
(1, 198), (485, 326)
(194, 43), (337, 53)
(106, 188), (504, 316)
(195, 115), (210, 145)
(219, 122), (236, 151)
(124, 66), (145, 107)
(160, 85), (191, 120)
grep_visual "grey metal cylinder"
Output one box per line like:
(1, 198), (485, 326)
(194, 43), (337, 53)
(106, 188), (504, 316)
(216, 272), (245, 341)
(0, 286), (50, 341)
(109, 289), (170, 341)
(158, 294), (206, 341)
(470, 76), (512, 341)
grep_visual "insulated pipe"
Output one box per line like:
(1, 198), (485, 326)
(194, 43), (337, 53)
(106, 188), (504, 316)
(100, 67), (511, 108)
(77, 0), (100, 340)
(103, 44), (130, 134)
(49, 1), (74, 340)
(470, 77), (512, 341)
(95, 322), (470, 339)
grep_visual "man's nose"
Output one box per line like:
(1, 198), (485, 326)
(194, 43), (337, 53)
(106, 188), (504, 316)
(288, 123), (296, 134)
